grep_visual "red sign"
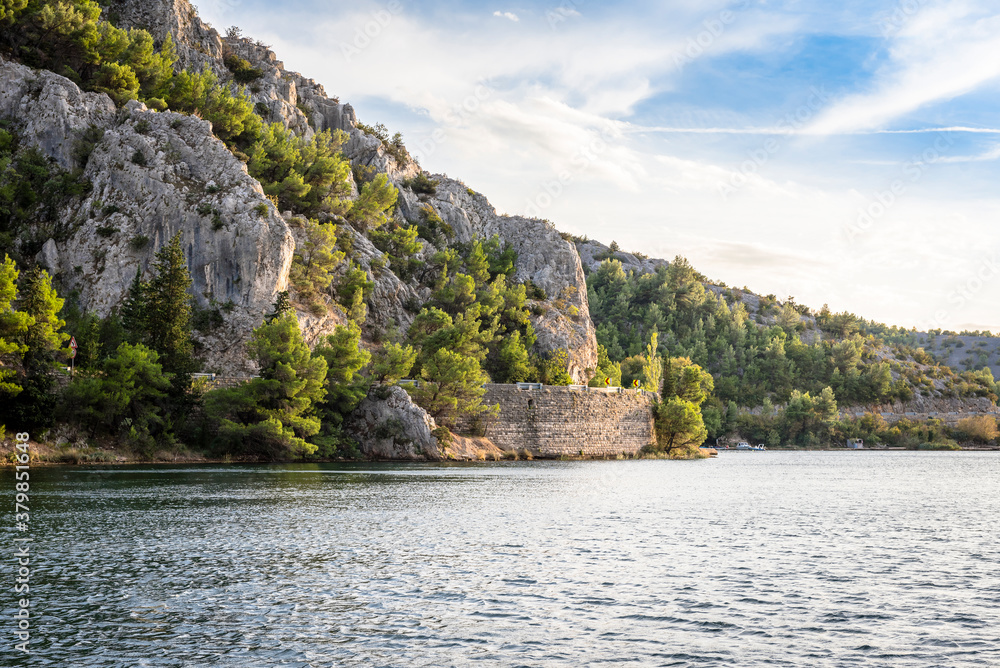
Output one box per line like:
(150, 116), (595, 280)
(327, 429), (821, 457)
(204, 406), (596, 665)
(69, 336), (77, 349)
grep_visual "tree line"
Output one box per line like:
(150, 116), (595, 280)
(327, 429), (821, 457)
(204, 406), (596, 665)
(586, 256), (1000, 446)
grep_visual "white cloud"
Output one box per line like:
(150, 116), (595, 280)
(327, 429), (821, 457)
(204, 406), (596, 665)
(493, 11), (519, 22)
(938, 144), (1000, 163)
(808, 3), (1000, 134)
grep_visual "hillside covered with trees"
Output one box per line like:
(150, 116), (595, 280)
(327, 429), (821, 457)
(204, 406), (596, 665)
(1, 0), (998, 461)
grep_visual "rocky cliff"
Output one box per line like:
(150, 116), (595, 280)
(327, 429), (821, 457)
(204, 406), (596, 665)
(0, 0), (599, 379)
(0, 58), (293, 372)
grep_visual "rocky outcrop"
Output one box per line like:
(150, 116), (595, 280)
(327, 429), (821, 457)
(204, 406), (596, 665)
(104, 0), (225, 75)
(346, 385), (442, 460)
(575, 238), (669, 276)
(857, 395), (1000, 419)
(0, 60), (294, 373)
(11, 0), (600, 384)
(107, 0), (420, 183)
(340, 223), (424, 338)
(398, 177), (599, 382)
(346, 385), (506, 460)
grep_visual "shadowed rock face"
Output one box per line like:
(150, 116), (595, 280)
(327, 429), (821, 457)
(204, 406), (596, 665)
(346, 386), (442, 460)
(0, 60), (294, 373)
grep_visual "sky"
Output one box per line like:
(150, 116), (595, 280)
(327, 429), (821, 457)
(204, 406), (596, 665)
(196, 0), (1000, 333)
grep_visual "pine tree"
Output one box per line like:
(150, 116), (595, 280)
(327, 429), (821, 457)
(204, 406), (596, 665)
(265, 290), (291, 323)
(654, 356), (714, 458)
(310, 320), (372, 458)
(2, 265), (68, 429)
(204, 312), (327, 460)
(17, 265), (68, 371)
(412, 348), (496, 428)
(313, 320), (371, 418)
(0, 255), (29, 399)
(370, 341), (416, 384)
(120, 269), (147, 344)
(145, 233), (198, 391)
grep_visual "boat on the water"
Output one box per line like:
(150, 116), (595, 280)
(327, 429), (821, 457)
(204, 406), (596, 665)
(734, 441), (767, 451)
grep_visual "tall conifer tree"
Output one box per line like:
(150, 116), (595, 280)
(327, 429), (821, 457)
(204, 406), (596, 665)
(145, 233), (198, 393)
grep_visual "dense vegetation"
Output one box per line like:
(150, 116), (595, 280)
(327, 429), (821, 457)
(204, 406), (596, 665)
(2, 3), (997, 459)
(586, 255), (999, 447)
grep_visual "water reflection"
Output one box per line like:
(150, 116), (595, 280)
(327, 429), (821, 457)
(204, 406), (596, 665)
(1, 454), (999, 666)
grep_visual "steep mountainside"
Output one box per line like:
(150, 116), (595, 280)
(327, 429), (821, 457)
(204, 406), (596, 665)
(1, 0), (596, 380)
(0, 0), (989, 410)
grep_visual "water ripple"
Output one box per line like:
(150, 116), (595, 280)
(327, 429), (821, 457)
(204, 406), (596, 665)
(2, 452), (999, 666)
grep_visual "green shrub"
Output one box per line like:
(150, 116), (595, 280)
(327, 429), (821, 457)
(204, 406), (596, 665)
(415, 204), (452, 246)
(403, 172), (437, 195)
(191, 303), (224, 333)
(130, 235), (150, 250)
(131, 149), (147, 166)
(223, 53), (263, 83)
(523, 279), (547, 301)
(347, 173), (398, 232)
(72, 125), (105, 168)
(162, 66), (262, 147)
(246, 124), (352, 216)
(352, 164), (376, 184)
(917, 439), (961, 451)
(253, 203), (268, 217)
(134, 119), (152, 135)
(96, 225), (116, 238)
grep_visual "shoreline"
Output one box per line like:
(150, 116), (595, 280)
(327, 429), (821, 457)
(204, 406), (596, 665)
(3, 445), (999, 468)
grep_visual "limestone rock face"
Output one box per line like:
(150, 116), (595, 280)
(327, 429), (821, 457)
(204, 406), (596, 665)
(346, 385), (442, 460)
(0, 59), (116, 168)
(104, 0), (225, 75)
(575, 238), (669, 276)
(869, 396), (1000, 417)
(10, 0), (598, 383)
(340, 224), (423, 337)
(397, 177), (598, 382)
(0, 60), (294, 373)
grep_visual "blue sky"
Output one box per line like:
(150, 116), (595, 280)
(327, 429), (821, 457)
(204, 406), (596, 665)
(198, 0), (1000, 332)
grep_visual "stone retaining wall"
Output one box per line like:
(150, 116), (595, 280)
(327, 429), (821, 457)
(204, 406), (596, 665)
(192, 375), (255, 390)
(475, 384), (656, 457)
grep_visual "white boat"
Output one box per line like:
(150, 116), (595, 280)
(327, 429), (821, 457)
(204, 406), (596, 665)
(735, 442), (766, 451)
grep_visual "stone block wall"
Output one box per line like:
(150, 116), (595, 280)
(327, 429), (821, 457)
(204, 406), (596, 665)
(477, 384), (656, 457)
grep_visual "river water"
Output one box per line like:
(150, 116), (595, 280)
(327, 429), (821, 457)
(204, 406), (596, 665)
(3, 451), (999, 667)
